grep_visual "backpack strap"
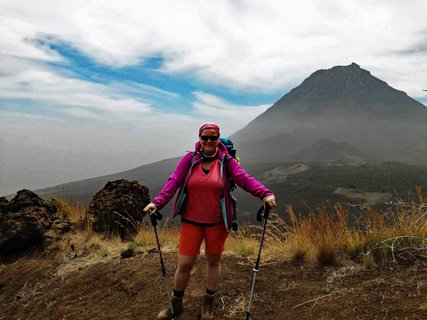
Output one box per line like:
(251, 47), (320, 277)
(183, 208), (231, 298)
(223, 154), (238, 231)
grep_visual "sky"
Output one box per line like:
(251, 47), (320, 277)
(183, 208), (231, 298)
(1, 0), (427, 195)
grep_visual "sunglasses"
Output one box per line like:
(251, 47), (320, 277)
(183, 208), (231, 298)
(200, 135), (219, 142)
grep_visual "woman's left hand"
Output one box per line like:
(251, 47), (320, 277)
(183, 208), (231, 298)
(263, 195), (276, 208)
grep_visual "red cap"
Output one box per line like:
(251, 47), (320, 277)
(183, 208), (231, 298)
(199, 123), (220, 136)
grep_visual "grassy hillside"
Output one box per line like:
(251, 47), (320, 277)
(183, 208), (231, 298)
(32, 161), (427, 225)
(234, 161), (427, 221)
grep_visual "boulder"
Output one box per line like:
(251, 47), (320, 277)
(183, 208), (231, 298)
(0, 197), (8, 214)
(0, 190), (63, 255)
(7, 189), (46, 213)
(87, 179), (150, 240)
(0, 207), (48, 254)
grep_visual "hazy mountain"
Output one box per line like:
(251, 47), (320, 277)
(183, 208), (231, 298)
(30, 63), (427, 216)
(35, 158), (180, 205)
(232, 63), (427, 164)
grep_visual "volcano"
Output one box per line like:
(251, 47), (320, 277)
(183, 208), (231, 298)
(232, 63), (427, 164)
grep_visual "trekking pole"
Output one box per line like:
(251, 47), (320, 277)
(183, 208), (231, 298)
(148, 210), (177, 320)
(245, 205), (271, 320)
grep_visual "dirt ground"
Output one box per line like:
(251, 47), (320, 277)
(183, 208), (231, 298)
(1, 251), (426, 320)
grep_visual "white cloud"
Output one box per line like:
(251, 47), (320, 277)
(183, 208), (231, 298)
(191, 92), (270, 136)
(0, 87), (269, 194)
(0, 18), (57, 62)
(0, 54), (155, 122)
(0, 0), (426, 94)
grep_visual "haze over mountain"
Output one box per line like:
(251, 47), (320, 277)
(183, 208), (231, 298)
(290, 139), (370, 164)
(232, 63), (427, 164)
(32, 63), (427, 212)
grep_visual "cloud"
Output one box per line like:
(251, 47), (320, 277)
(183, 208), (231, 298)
(0, 53), (157, 123)
(191, 92), (270, 136)
(0, 87), (270, 194)
(1, 0), (426, 95)
(108, 81), (180, 101)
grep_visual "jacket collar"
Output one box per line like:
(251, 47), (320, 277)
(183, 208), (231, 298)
(194, 140), (228, 159)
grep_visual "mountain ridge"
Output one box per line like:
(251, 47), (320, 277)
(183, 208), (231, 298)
(232, 62), (427, 164)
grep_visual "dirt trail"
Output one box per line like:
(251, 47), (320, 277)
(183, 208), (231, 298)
(1, 252), (426, 320)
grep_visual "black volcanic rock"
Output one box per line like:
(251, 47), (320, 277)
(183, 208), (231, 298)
(7, 189), (46, 213)
(87, 179), (150, 240)
(0, 197), (8, 214)
(0, 190), (64, 255)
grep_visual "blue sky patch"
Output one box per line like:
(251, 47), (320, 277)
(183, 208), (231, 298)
(32, 36), (281, 113)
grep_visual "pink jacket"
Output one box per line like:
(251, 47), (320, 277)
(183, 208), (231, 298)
(151, 141), (274, 230)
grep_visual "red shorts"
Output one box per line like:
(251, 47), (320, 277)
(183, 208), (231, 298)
(179, 222), (229, 256)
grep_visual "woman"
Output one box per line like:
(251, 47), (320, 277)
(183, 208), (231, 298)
(143, 123), (276, 320)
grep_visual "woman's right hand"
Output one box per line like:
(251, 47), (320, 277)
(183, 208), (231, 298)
(143, 203), (157, 215)
(263, 195), (276, 209)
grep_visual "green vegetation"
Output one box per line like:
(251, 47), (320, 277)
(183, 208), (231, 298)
(234, 161), (427, 220)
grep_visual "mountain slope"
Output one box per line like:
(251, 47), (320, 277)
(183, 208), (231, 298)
(232, 63), (427, 164)
(290, 139), (370, 164)
(36, 157), (180, 204)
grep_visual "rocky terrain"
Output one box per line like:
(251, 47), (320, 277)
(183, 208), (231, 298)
(1, 185), (426, 319)
(1, 251), (426, 319)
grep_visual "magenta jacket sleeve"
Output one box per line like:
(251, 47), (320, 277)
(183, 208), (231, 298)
(227, 157), (273, 200)
(151, 153), (193, 210)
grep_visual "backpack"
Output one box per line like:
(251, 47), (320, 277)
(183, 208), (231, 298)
(220, 137), (240, 190)
(219, 137), (239, 164)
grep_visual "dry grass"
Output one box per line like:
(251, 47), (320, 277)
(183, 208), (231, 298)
(50, 188), (427, 269)
(281, 188), (427, 266)
(132, 220), (179, 252)
(226, 226), (258, 257)
(54, 198), (87, 225)
(51, 232), (129, 276)
(284, 203), (349, 265)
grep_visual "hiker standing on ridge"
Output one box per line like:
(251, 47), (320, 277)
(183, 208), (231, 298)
(143, 123), (276, 320)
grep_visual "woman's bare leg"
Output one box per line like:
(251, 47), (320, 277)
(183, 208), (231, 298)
(174, 254), (197, 291)
(205, 253), (222, 291)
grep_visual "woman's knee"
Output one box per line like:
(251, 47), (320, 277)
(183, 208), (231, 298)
(177, 259), (196, 274)
(177, 264), (192, 274)
(205, 253), (221, 268)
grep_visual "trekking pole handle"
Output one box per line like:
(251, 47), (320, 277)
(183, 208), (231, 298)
(256, 206), (263, 222)
(149, 211), (163, 226)
(256, 205), (271, 222)
(263, 204), (271, 219)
